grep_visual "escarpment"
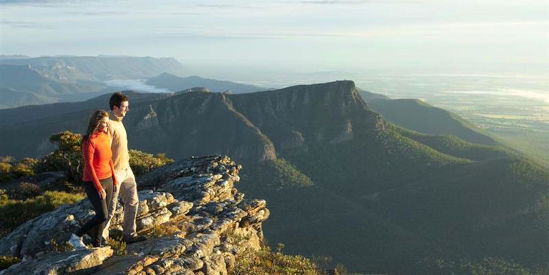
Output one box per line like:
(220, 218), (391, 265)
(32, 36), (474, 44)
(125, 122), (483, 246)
(0, 155), (269, 275)
(124, 92), (278, 163)
(228, 80), (385, 150)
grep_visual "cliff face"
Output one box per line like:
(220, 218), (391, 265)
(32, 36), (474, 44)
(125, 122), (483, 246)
(0, 155), (269, 275)
(122, 80), (384, 163)
(0, 80), (380, 162)
(123, 92), (278, 163)
(229, 80), (384, 151)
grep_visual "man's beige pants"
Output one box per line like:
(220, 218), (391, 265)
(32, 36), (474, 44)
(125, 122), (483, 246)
(102, 167), (138, 239)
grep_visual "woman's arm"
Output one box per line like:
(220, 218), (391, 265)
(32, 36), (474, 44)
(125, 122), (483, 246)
(83, 139), (104, 194)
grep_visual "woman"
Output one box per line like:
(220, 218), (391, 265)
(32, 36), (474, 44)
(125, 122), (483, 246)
(69, 110), (118, 249)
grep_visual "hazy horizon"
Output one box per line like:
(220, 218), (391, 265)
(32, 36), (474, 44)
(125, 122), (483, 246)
(1, 0), (548, 81)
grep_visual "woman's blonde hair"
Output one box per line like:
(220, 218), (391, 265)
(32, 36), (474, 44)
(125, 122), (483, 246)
(83, 110), (109, 141)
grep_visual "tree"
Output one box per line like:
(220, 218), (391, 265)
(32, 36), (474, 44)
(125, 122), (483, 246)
(35, 131), (83, 183)
(35, 131), (174, 183)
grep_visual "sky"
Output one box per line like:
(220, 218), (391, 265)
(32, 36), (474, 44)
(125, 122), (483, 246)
(0, 0), (548, 80)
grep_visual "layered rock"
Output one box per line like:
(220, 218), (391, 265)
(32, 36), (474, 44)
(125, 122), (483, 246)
(2, 247), (113, 274)
(0, 155), (269, 275)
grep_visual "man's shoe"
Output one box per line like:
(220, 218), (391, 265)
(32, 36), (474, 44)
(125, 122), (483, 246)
(123, 234), (147, 244)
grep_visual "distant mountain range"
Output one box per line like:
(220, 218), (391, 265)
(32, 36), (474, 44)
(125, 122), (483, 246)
(0, 64), (110, 108)
(0, 55), (184, 108)
(146, 73), (265, 93)
(0, 55), (186, 81)
(0, 56), (270, 109)
(0, 80), (547, 273)
(359, 89), (497, 146)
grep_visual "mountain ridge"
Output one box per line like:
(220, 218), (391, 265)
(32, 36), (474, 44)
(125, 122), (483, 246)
(0, 80), (547, 273)
(365, 96), (497, 146)
(146, 73), (265, 94)
(0, 56), (186, 108)
(0, 64), (111, 108)
(0, 55), (186, 81)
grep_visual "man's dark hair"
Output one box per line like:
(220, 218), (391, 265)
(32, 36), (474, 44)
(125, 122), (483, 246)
(109, 92), (129, 110)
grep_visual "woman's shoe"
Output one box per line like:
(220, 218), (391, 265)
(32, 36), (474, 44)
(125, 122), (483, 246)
(68, 234), (87, 250)
(92, 237), (109, 248)
(123, 234), (147, 244)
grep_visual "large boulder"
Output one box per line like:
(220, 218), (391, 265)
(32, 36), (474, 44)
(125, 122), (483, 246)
(0, 190), (181, 258)
(0, 247), (113, 275)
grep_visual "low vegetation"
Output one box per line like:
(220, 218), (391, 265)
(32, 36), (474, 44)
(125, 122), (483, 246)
(106, 235), (128, 256)
(0, 256), (20, 270)
(0, 156), (37, 182)
(129, 150), (174, 177)
(0, 191), (84, 238)
(5, 182), (42, 200)
(231, 243), (322, 275)
(2, 131), (175, 184)
(49, 238), (75, 253)
(239, 158), (314, 197)
(0, 131), (175, 238)
(426, 257), (549, 275)
(35, 131), (83, 183)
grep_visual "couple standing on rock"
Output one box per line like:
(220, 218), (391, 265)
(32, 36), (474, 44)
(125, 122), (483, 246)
(69, 92), (147, 249)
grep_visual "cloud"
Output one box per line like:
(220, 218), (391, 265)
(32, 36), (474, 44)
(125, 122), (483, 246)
(0, 19), (51, 29)
(298, 0), (418, 4)
(0, 0), (68, 4)
(65, 10), (127, 16)
(197, 3), (242, 8)
(194, 2), (263, 11)
(299, 0), (369, 4)
(151, 19), (549, 42)
(0, 0), (112, 6)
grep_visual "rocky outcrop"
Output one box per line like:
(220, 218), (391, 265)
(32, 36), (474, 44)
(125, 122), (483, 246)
(2, 247), (113, 274)
(136, 105), (159, 131)
(0, 155), (269, 275)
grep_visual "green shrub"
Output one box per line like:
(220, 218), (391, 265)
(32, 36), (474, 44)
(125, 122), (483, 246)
(0, 131), (174, 239)
(0, 255), (20, 270)
(34, 132), (174, 181)
(231, 243), (321, 275)
(129, 150), (174, 177)
(0, 191), (84, 238)
(11, 158), (37, 178)
(35, 131), (83, 184)
(0, 156), (15, 163)
(0, 157), (38, 183)
(0, 162), (12, 182)
(426, 257), (533, 275)
(106, 235), (127, 256)
(7, 182), (41, 200)
(49, 238), (73, 253)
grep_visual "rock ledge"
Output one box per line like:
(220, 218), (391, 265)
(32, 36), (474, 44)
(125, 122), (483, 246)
(0, 155), (269, 275)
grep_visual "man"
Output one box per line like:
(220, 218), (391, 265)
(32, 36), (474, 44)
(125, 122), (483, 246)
(102, 92), (146, 244)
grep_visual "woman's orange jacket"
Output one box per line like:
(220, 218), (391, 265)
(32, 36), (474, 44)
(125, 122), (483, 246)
(82, 132), (117, 192)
